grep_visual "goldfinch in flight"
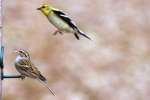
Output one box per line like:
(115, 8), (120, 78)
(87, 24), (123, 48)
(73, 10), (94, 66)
(37, 4), (91, 40)
(14, 49), (55, 95)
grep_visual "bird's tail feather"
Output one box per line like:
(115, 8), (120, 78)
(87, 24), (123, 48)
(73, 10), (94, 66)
(77, 30), (91, 40)
(39, 74), (47, 82)
(37, 79), (55, 96)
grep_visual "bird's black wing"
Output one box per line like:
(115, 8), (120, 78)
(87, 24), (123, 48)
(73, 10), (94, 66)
(53, 10), (78, 29)
(52, 10), (91, 40)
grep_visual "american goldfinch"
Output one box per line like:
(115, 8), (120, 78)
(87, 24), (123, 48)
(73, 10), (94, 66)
(14, 49), (55, 95)
(37, 4), (91, 40)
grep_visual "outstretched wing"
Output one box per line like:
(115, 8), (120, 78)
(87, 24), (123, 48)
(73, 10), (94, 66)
(53, 10), (78, 30)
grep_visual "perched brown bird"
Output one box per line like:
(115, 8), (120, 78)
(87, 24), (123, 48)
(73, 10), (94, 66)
(14, 49), (55, 95)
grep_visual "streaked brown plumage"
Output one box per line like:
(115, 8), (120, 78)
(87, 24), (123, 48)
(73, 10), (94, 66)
(14, 49), (55, 95)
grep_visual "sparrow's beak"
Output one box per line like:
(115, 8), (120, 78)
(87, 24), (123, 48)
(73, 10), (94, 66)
(13, 49), (19, 53)
(14, 51), (18, 53)
(37, 7), (41, 10)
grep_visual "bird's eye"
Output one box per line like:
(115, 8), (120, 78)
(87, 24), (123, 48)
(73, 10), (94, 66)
(42, 6), (45, 8)
(19, 51), (23, 54)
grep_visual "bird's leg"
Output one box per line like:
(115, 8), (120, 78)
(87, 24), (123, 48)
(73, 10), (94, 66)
(21, 75), (25, 80)
(53, 30), (59, 35)
(59, 31), (63, 35)
(53, 30), (63, 35)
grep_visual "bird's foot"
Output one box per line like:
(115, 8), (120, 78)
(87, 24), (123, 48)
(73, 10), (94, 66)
(20, 75), (25, 80)
(53, 30), (63, 35)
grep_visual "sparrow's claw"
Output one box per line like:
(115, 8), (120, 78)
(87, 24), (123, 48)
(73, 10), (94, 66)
(21, 75), (25, 80)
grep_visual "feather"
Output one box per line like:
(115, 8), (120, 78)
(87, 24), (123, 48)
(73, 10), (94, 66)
(15, 50), (55, 96)
(37, 79), (55, 96)
(53, 10), (91, 40)
(53, 10), (78, 29)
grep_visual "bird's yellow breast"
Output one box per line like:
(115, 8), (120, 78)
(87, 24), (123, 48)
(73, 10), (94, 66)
(47, 12), (74, 33)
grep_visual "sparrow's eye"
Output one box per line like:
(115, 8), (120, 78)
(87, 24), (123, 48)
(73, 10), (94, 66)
(19, 51), (23, 53)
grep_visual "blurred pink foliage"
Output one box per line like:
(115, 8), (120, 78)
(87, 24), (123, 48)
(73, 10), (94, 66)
(1, 0), (150, 100)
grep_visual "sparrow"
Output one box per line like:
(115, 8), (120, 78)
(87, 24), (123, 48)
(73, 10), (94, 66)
(14, 49), (55, 95)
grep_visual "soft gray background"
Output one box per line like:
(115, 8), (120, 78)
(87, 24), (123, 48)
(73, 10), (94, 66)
(2, 0), (150, 100)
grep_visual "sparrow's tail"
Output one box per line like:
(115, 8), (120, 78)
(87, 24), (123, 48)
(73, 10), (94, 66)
(37, 79), (55, 96)
(76, 29), (91, 40)
(39, 74), (47, 82)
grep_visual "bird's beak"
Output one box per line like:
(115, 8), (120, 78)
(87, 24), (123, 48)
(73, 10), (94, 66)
(13, 49), (19, 53)
(37, 7), (41, 10)
(14, 50), (18, 53)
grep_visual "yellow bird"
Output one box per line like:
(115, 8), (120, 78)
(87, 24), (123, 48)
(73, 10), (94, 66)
(37, 4), (91, 40)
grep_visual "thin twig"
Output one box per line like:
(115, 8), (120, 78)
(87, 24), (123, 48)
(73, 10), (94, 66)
(3, 75), (22, 79)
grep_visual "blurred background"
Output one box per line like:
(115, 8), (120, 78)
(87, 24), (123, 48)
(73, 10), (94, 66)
(1, 0), (150, 100)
